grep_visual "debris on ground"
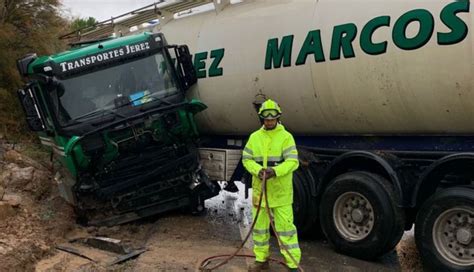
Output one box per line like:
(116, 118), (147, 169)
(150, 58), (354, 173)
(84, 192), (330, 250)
(56, 236), (147, 267)
(36, 223), (155, 271)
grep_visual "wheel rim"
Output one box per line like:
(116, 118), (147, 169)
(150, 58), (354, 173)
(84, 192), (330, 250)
(432, 207), (474, 267)
(333, 192), (375, 241)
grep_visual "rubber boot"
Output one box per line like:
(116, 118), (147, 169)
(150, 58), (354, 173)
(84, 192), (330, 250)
(248, 261), (270, 272)
(286, 263), (301, 272)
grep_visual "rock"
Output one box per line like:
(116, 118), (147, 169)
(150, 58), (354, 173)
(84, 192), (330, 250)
(11, 166), (35, 183)
(28, 169), (52, 199)
(0, 202), (15, 220)
(0, 245), (7, 255)
(1, 163), (52, 198)
(3, 194), (22, 207)
(4, 150), (48, 171)
(2, 163), (34, 187)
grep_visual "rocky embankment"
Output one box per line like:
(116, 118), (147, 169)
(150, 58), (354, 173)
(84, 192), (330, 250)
(0, 143), (75, 271)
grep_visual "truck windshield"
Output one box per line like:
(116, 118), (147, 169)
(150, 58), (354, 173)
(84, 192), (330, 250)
(53, 52), (178, 126)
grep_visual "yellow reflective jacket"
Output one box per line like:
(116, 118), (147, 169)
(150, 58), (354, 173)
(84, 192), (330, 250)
(242, 123), (299, 208)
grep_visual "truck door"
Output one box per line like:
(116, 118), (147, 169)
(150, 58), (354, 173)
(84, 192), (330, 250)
(17, 83), (46, 132)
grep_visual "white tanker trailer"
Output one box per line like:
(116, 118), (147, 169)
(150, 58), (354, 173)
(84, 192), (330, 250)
(16, 0), (472, 271)
(160, 0), (473, 135)
(158, 1), (474, 271)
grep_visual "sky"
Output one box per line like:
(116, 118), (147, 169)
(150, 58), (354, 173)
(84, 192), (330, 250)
(61, 0), (242, 24)
(61, 0), (162, 21)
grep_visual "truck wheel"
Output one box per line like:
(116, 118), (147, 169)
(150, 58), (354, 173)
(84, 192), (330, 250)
(320, 171), (405, 260)
(74, 207), (89, 226)
(415, 187), (474, 272)
(293, 167), (319, 237)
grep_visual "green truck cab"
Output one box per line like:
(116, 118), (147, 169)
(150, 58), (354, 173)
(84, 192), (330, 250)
(16, 32), (219, 225)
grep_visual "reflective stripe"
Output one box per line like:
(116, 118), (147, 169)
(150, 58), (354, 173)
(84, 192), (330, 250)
(39, 136), (53, 143)
(53, 148), (66, 157)
(254, 156), (284, 164)
(253, 229), (269, 235)
(268, 156), (283, 162)
(282, 146), (297, 155)
(39, 138), (65, 157)
(253, 240), (270, 247)
(244, 147), (253, 155)
(242, 155), (253, 160)
(283, 243), (300, 250)
(284, 154), (298, 160)
(40, 140), (53, 147)
(277, 230), (297, 236)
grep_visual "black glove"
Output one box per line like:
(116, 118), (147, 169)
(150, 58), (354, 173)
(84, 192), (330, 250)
(265, 168), (276, 179)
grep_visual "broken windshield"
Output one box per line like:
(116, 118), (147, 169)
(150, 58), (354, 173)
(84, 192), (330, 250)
(53, 52), (178, 126)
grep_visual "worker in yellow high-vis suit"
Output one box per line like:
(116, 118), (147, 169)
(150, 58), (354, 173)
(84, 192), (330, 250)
(242, 99), (301, 272)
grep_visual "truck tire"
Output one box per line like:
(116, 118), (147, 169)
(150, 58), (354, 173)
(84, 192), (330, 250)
(415, 187), (474, 272)
(320, 171), (405, 260)
(293, 167), (319, 237)
(74, 207), (89, 226)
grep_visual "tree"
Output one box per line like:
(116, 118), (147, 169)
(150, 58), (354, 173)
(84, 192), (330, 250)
(70, 16), (97, 32)
(0, 0), (67, 141)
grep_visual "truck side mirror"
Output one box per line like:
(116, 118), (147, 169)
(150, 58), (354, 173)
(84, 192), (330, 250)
(176, 45), (197, 91)
(17, 85), (46, 132)
(17, 54), (37, 77)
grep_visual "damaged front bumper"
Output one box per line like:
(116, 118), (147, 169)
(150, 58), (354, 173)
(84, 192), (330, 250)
(74, 145), (220, 226)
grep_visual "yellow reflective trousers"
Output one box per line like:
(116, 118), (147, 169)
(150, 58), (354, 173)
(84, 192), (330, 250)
(252, 205), (301, 268)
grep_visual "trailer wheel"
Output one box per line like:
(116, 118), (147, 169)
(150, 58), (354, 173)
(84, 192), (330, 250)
(415, 187), (474, 272)
(320, 171), (405, 260)
(293, 167), (319, 237)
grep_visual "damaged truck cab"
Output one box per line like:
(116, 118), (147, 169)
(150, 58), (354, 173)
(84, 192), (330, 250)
(16, 32), (219, 225)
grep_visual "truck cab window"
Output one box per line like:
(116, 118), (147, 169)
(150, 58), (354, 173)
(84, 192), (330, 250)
(53, 52), (178, 126)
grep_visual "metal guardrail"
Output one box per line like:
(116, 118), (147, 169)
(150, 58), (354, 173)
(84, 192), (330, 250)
(60, 0), (214, 42)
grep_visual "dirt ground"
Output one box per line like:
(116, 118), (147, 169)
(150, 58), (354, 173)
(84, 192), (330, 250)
(0, 144), (423, 272)
(0, 146), (75, 271)
(34, 190), (423, 272)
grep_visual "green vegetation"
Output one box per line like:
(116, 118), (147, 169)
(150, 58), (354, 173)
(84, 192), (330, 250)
(0, 0), (96, 143)
(70, 16), (97, 31)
